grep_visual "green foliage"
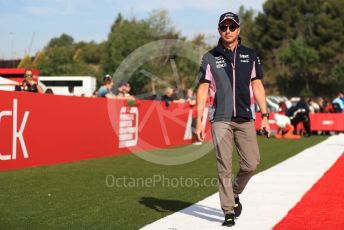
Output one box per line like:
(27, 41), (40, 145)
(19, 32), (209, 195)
(35, 45), (74, 75)
(17, 55), (32, 68)
(328, 64), (344, 94)
(277, 37), (319, 96)
(147, 9), (179, 39)
(76, 41), (105, 64)
(47, 33), (74, 47)
(101, 15), (155, 76)
(279, 38), (319, 70)
(250, 0), (344, 96)
(32, 51), (45, 68)
(34, 34), (100, 84)
(101, 11), (196, 96)
(237, 6), (257, 48)
(35, 11), (194, 92)
(31, 2), (344, 96)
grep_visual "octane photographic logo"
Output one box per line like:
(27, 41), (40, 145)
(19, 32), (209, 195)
(107, 39), (214, 165)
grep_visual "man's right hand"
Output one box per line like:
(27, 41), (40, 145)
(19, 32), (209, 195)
(195, 120), (205, 142)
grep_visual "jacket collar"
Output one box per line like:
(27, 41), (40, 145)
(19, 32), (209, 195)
(215, 38), (240, 63)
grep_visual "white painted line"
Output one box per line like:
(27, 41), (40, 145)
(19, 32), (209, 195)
(141, 134), (344, 230)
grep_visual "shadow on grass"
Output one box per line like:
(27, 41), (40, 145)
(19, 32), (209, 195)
(139, 197), (223, 223)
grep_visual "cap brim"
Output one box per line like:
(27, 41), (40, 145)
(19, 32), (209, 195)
(219, 18), (239, 26)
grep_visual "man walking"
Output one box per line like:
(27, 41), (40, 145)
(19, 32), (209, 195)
(195, 12), (270, 227)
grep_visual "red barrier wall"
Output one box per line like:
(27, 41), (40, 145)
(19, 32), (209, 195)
(309, 113), (344, 131)
(0, 91), (211, 171)
(1, 91), (344, 171)
(255, 113), (344, 132)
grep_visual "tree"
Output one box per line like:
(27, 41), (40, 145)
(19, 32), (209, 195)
(237, 6), (257, 48)
(34, 33), (102, 80)
(147, 9), (179, 39)
(101, 11), (182, 96)
(251, 0), (344, 96)
(278, 37), (319, 96)
(32, 51), (46, 68)
(101, 15), (155, 75)
(17, 55), (32, 68)
(48, 34), (74, 47)
(36, 45), (74, 75)
(75, 41), (105, 64)
(326, 62), (344, 95)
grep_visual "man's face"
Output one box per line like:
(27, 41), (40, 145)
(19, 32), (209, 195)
(218, 19), (240, 44)
(166, 88), (174, 97)
(24, 70), (33, 80)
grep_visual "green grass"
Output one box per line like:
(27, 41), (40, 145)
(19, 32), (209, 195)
(0, 136), (327, 230)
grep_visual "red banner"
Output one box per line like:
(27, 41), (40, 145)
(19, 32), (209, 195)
(309, 113), (344, 131)
(0, 91), (211, 171)
(255, 113), (344, 132)
(1, 90), (344, 171)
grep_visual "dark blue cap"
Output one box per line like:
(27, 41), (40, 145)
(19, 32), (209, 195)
(218, 12), (240, 26)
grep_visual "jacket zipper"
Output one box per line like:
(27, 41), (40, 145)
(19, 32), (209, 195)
(232, 46), (237, 117)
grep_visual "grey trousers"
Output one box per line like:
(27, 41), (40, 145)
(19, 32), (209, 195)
(211, 121), (260, 214)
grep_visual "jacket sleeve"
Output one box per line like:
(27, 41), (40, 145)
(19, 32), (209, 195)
(251, 50), (264, 80)
(197, 54), (211, 84)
